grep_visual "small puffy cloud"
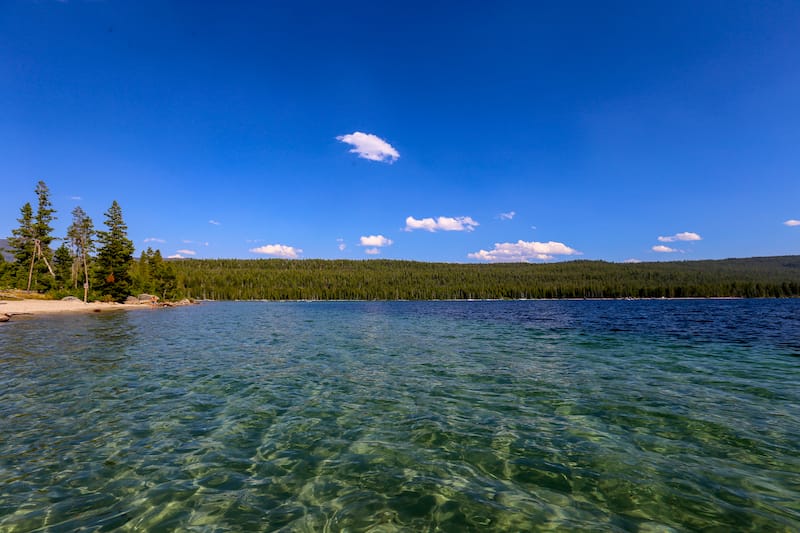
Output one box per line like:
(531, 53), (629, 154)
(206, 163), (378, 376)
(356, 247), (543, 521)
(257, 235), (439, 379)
(499, 211), (515, 221)
(652, 245), (678, 253)
(364, 248), (380, 255)
(360, 235), (393, 247)
(176, 249), (196, 256)
(337, 238), (346, 251)
(209, 220), (221, 226)
(468, 240), (581, 262)
(70, 196), (82, 201)
(144, 237), (166, 243)
(249, 244), (302, 258)
(336, 131), (399, 163)
(783, 219), (800, 227)
(405, 216), (479, 232)
(658, 231), (701, 242)
(623, 258), (642, 263)
(167, 254), (185, 259)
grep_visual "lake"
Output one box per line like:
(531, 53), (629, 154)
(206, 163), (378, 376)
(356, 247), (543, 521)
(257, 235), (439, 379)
(1, 300), (798, 531)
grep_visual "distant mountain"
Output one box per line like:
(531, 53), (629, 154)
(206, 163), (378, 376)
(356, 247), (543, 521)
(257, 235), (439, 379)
(0, 238), (12, 262)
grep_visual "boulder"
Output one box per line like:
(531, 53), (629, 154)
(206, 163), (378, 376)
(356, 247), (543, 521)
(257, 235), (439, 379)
(125, 296), (140, 304)
(61, 296), (82, 302)
(138, 294), (157, 302)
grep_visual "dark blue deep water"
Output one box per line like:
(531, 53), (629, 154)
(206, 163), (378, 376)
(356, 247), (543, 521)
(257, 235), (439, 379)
(1, 300), (798, 531)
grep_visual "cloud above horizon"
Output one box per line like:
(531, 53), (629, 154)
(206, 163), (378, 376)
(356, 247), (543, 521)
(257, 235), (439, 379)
(168, 254), (185, 259)
(144, 237), (166, 243)
(249, 244), (302, 258)
(783, 219), (800, 227)
(176, 249), (196, 256)
(499, 211), (515, 221)
(652, 245), (678, 253)
(336, 132), (399, 163)
(209, 219), (221, 225)
(337, 238), (346, 251)
(359, 235), (393, 247)
(468, 240), (580, 262)
(405, 215), (479, 232)
(658, 231), (702, 242)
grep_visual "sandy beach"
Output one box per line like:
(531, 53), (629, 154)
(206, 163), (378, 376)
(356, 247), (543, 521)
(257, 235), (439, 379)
(0, 299), (151, 321)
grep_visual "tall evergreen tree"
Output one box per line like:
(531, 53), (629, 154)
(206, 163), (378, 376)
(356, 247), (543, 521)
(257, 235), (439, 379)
(94, 200), (135, 302)
(8, 202), (35, 287)
(67, 206), (95, 302)
(53, 243), (73, 291)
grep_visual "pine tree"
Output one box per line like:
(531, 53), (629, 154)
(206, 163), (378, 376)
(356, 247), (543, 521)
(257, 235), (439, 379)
(94, 201), (135, 302)
(53, 243), (74, 291)
(67, 206), (95, 302)
(8, 202), (35, 287)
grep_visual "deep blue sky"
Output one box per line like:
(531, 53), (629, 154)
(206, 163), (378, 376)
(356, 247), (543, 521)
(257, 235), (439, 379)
(2, 1), (799, 262)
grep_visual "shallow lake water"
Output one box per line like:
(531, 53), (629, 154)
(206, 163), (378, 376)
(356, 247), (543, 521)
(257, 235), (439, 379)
(1, 300), (799, 531)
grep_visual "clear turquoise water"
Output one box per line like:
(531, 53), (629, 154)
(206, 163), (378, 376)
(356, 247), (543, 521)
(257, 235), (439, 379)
(1, 300), (798, 532)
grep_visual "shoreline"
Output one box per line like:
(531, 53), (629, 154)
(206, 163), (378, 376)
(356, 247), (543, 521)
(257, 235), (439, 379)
(0, 299), (157, 322)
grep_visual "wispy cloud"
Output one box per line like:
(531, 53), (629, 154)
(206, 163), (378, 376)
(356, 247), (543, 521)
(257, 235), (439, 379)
(652, 245), (678, 253)
(176, 249), (196, 256)
(209, 220), (221, 226)
(498, 211), (515, 221)
(405, 216), (479, 232)
(337, 238), (346, 251)
(182, 240), (210, 246)
(359, 235), (393, 247)
(144, 237), (166, 243)
(623, 258), (642, 263)
(658, 231), (701, 242)
(249, 244), (302, 258)
(783, 219), (800, 227)
(364, 248), (380, 255)
(336, 132), (399, 163)
(167, 254), (185, 259)
(70, 196), (82, 201)
(468, 240), (580, 262)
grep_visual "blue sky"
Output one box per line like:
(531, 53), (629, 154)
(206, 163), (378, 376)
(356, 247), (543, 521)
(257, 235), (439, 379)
(2, 1), (799, 262)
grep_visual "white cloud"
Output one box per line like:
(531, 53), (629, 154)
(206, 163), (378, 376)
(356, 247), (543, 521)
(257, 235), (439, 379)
(360, 235), (393, 247)
(176, 249), (196, 256)
(499, 211), (515, 221)
(658, 231), (702, 242)
(623, 258), (642, 263)
(70, 196), (82, 201)
(336, 238), (346, 251)
(336, 131), (399, 163)
(144, 237), (166, 243)
(405, 216), (479, 232)
(652, 245), (678, 253)
(249, 244), (302, 258)
(209, 220), (221, 226)
(783, 219), (800, 227)
(167, 254), (184, 259)
(468, 240), (581, 262)
(364, 248), (380, 255)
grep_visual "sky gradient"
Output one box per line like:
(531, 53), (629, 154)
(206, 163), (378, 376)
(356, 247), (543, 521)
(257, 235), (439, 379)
(2, 1), (799, 262)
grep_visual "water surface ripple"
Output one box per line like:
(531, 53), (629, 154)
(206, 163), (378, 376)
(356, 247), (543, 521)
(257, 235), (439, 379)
(1, 300), (798, 531)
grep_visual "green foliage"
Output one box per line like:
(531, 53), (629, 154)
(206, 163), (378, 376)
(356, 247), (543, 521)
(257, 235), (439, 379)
(132, 247), (178, 300)
(52, 243), (73, 290)
(7, 182), (59, 291)
(7, 202), (34, 286)
(94, 200), (135, 302)
(169, 257), (800, 301)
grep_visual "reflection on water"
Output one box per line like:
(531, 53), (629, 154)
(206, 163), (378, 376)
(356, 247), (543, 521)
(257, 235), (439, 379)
(1, 300), (799, 531)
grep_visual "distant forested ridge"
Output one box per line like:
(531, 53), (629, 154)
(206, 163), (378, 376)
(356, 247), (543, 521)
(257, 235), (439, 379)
(170, 256), (800, 300)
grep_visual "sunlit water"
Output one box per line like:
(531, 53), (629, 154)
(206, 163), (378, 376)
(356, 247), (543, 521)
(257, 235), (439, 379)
(1, 300), (798, 532)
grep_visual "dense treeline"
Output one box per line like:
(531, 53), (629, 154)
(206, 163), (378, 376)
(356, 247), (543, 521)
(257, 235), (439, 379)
(1, 181), (177, 302)
(171, 256), (800, 300)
